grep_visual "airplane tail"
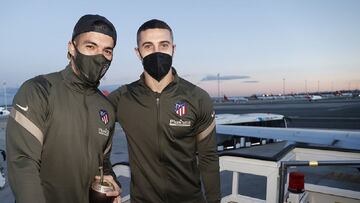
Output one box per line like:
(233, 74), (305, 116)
(101, 90), (110, 97)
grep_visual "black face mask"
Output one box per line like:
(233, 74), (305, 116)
(142, 52), (172, 82)
(72, 45), (111, 87)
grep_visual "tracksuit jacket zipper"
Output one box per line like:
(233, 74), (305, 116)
(84, 93), (92, 194)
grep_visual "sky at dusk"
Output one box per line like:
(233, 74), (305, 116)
(1, 0), (359, 96)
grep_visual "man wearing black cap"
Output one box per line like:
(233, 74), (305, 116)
(6, 14), (121, 203)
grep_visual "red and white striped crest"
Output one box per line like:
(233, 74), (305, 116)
(99, 109), (109, 125)
(175, 102), (187, 116)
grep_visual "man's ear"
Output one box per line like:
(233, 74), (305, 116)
(134, 47), (142, 61)
(172, 44), (176, 56)
(68, 41), (75, 58)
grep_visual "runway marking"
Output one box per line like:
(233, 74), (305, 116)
(288, 116), (360, 120)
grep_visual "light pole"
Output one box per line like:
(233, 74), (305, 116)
(349, 82), (351, 91)
(2, 82), (7, 110)
(305, 80), (308, 94)
(282, 78), (285, 95)
(217, 73), (220, 101)
(317, 80), (320, 93)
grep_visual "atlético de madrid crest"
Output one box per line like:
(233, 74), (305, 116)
(175, 102), (187, 116)
(99, 109), (109, 125)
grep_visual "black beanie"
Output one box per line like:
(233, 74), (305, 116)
(72, 14), (117, 46)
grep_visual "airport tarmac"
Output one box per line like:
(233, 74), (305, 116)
(214, 97), (360, 130)
(1, 97), (359, 202)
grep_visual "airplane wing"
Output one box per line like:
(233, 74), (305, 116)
(216, 125), (360, 150)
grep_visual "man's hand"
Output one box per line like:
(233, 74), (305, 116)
(95, 175), (122, 203)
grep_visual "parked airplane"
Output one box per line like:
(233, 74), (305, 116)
(306, 95), (322, 101)
(223, 95), (248, 103)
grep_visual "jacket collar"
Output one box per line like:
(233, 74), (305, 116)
(138, 67), (179, 93)
(61, 64), (98, 95)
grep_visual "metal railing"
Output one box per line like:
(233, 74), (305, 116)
(278, 160), (360, 203)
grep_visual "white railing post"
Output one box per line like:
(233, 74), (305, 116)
(232, 172), (239, 197)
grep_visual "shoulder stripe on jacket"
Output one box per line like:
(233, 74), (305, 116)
(196, 119), (216, 142)
(10, 108), (44, 145)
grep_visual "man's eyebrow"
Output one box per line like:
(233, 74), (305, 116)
(83, 40), (98, 46)
(141, 41), (153, 47)
(83, 40), (113, 50)
(159, 40), (171, 44)
(104, 46), (114, 50)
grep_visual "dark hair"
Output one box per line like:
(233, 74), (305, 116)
(136, 19), (173, 46)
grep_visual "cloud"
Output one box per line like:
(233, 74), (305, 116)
(201, 75), (250, 81)
(243, 81), (259, 83)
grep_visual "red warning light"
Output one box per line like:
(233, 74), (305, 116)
(288, 172), (305, 193)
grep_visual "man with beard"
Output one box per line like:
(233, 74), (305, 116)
(109, 19), (220, 203)
(6, 14), (121, 203)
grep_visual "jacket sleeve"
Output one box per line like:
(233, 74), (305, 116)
(6, 77), (50, 203)
(106, 86), (130, 190)
(107, 89), (119, 108)
(103, 127), (121, 188)
(108, 85), (127, 123)
(194, 92), (220, 203)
